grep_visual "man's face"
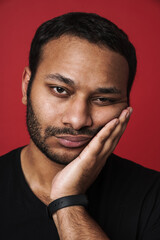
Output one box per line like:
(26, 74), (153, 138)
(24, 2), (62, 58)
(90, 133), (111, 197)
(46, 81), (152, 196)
(25, 35), (129, 165)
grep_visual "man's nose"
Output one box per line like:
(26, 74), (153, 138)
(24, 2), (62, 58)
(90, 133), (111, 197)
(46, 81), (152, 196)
(62, 97), (93, 130)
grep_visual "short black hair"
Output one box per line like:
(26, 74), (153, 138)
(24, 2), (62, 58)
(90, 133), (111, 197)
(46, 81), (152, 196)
(28, 12), (137, 100)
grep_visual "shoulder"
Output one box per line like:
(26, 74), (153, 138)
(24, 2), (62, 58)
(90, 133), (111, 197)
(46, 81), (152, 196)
(109, 153), (158, 172)
(107, 153), (159, 181)
(0, 147), (22, 162)
(104, 153), (160, 194)
(0, 147), (24, 176)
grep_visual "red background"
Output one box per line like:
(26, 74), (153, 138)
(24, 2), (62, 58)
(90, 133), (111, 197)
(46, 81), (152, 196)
(0, 0), (160, 170)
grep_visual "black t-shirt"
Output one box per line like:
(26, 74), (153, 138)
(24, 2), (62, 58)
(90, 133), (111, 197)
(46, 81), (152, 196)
(0, 147), (160, 240)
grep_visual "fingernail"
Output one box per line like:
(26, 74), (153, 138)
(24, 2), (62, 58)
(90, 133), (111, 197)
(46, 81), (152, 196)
(126, 111), (130, 118)
(126, 107), (133, 118)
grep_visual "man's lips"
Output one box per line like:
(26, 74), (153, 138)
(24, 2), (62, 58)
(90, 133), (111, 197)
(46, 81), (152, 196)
(56, 135), (92, 148)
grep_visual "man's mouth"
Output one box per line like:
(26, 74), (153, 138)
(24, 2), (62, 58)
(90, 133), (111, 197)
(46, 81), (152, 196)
(56, 135), (92, 148)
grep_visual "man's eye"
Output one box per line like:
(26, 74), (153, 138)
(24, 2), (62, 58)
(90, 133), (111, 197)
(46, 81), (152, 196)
(93, 97), (117, 105)
(52, 87), (68, 95)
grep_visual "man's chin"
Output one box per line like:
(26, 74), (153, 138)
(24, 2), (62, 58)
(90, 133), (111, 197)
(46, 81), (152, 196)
(40, 147), (82, 165)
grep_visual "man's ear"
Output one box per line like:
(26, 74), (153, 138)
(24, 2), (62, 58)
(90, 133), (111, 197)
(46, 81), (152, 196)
(22, 67), (31, 105)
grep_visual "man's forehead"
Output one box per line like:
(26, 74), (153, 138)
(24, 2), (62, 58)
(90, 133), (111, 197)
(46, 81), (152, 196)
(41, 35), (126, 62)
(41, 35), (128, 71)
(37, 35), (129, 93)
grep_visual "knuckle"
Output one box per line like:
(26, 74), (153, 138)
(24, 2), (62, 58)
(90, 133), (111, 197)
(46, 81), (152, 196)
(99, 135), (106, 143)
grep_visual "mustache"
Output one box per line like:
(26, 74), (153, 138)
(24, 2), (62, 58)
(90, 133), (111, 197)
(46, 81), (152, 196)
(44, 126), (102, 139)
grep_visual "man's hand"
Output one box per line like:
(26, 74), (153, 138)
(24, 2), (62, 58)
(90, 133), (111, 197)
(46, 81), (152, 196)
(50, 107), (132, 201)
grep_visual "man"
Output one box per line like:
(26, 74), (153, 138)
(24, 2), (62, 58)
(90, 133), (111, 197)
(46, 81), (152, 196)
(0, 12), (160, 240)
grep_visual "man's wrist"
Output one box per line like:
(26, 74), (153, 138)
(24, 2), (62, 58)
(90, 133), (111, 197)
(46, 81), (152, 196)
(47, 194), (88, 219)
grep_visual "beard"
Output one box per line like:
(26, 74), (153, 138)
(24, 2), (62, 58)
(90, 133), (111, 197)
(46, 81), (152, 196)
(26, 97), (101, 165)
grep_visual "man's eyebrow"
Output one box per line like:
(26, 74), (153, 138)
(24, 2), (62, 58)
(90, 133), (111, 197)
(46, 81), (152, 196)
(95, 87), (121, 94)
(45, 74), (121, 94)
(45, 73), (75, 86)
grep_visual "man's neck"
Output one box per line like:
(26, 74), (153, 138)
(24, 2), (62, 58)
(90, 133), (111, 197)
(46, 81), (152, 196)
(20, 141), (64, 205)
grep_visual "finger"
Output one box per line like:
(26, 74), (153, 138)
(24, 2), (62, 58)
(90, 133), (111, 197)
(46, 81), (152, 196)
(112, 106), (132, 137)
(101, 107), (133, 157)
(78, 117), (119, 163)
(109, 107), (132, 139)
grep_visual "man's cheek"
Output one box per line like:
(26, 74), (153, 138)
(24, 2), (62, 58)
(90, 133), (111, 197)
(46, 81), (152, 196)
(111, 103), (128, 119)
(98, 106), (123, 124)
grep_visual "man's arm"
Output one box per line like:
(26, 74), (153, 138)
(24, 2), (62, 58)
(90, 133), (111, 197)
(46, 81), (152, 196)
(50, 107), (132, 239)
(53, 206), (109, 240)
